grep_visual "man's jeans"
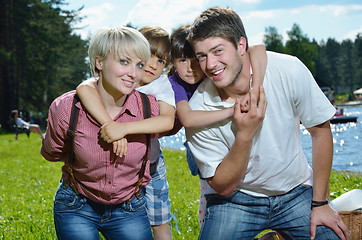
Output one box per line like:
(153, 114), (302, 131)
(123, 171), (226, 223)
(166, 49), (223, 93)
(53, 181), (153, 240)
(199, 185), (340, 240)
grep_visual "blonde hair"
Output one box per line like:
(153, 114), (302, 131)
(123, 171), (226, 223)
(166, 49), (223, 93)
(88, 26), (151, 77)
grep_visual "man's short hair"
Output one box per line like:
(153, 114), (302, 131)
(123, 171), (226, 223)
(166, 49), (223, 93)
(188, 7), (248, 50)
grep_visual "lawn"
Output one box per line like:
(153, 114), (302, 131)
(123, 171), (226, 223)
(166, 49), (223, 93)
(0, 131), (360, 239)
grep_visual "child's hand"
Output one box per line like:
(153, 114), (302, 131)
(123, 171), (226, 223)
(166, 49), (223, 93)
(233, 86), (266, 137)
(112, 138), (128, 157)
(100, 121), (128, 143)
(239, 92), (250, 112)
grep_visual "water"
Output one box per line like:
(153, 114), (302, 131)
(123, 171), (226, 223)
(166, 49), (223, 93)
(159, 106), (362, 172)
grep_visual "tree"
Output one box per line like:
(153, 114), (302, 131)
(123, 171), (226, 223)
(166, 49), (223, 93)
(354, 33), (362, 88)
(263, 26), (284, 53)
(340, 39), (355, 93)
(0, 0), (89, 129)
(324, 38), (342, 91)
(284, 23), (318, 75)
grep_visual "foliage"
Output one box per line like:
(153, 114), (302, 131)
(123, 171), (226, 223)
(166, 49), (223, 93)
(263, 23), (362, 93)
(0, 0), (89, 130)
(0, 133), (361, 239)
(263, 26), (284, 53)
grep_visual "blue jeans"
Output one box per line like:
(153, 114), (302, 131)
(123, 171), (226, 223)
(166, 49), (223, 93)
(53, 181), (153, 240)
(199, 185), (340, 240)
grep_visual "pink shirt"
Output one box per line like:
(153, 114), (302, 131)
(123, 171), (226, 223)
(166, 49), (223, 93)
(41, 90), (159, 204)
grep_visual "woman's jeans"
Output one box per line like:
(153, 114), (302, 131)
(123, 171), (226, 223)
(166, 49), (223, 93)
(199, 185), (340, 240)
(53, 181), (153, 240)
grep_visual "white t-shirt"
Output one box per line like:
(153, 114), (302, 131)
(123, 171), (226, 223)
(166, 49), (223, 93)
(186, 51), (336, 197)
(137, 74), (175, 162)
(16, 118), (29, 128)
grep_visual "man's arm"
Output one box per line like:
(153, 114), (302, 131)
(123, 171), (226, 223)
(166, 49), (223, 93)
(207, 86), (267, 196)
(308, 121), (349, 240)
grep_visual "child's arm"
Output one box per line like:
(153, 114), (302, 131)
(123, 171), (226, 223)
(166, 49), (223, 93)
(176, 44), (267, 129)
(100, 101), (175, 142)
(248, 44), (267, 89)
(76, 78), (112, 125)
(238, 44), (267, 111)
(76, 79), (175, 141)
(176, 100), (234, 128)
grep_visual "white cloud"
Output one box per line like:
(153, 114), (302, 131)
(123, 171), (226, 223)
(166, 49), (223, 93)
(344, 26), (362, 40)
(72, 2), (115, 39)
(125, 0), (210, 33)
(309, 4), (362, 17)
(248, 31), (265, 45)
(243, 9), (279, 20)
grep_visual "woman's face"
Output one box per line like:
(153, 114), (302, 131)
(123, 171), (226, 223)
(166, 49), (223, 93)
(97, 51), (145, 96)
(174, 57), (204, 85)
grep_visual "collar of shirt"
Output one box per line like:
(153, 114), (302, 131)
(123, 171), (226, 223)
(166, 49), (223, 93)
(202, 78), (234, 109)
(74, 89), (142, 124)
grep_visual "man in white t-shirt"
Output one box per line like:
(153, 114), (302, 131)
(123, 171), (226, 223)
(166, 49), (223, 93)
(186, 7), (349, 240)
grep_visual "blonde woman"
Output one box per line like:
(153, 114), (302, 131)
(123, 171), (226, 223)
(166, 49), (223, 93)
(41, 27), (158, 240)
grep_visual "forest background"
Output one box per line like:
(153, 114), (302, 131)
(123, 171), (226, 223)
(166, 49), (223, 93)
(1, 0), (362, 129)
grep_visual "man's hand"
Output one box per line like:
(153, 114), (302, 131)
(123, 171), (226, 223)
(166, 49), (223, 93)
(310, 205), (349, 240)
(208, 86), (267, 195)
(233, 86), (267, 138)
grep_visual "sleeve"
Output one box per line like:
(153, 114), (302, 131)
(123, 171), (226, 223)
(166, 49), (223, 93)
(146, 93), (162, 139)
(289, 57), (336, 128)
(169, 74), (189, 104)
(185, 84), (229, 179)
(152, 75), (176, 108)
(186, 126), (229, 179)
(40, 95), (72, 162)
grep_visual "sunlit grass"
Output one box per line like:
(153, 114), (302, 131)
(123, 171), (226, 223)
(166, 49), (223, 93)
(0, 131), (360, 239)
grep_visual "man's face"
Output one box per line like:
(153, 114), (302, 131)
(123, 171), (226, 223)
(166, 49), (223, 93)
(193, 37), (243, 89)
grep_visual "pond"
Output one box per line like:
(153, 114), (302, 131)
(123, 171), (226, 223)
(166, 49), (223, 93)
(159, 105), (362, 172)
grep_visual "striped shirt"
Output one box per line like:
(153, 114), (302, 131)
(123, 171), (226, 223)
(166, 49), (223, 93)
(41, 90), (160, 204)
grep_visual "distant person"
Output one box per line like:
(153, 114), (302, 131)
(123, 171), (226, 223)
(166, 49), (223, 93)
(11, 109), (43, 138)
(186, 7), (349, 239)
(41, 26), (158, 240)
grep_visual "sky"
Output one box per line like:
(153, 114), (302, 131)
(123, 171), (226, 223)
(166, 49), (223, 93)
(62, 0), (362, 45)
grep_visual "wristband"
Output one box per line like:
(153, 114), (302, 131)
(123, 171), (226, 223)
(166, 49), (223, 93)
(311, 200), (329, 209)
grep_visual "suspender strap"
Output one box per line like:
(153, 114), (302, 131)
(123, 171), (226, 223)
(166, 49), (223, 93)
(65, 94), (80, 194)
(132, 92), (152, 200)
(67, 95), (80, 165)
(65, 92), (152, 200)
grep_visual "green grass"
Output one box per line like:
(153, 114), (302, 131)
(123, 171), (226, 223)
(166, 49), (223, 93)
(0, 132), (360, 239)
